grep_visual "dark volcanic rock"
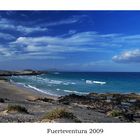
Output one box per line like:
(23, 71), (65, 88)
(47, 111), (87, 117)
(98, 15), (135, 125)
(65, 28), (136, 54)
(59, 94), (113, 113)
(35, 97), (54, 103)
(59, 93), (140, 122)
(0, 98), (5, 103)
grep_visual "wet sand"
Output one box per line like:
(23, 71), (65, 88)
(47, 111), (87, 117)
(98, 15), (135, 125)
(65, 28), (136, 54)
(0, 80), (57, 101)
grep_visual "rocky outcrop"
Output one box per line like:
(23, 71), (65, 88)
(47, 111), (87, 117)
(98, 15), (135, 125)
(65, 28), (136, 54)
(59, 94), (113, 113)
(59, 93), (140, 122)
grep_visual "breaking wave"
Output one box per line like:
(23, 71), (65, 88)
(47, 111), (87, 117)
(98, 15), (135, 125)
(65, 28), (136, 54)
(86, 80), (106, 85)
(63, 89), (87, 94)
(27, 85), (59, 96)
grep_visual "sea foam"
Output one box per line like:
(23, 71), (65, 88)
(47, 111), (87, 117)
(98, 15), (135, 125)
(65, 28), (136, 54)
(63, 89), (86, 94)
(86, 80), (106, 85)
(27, 85), (59, 96)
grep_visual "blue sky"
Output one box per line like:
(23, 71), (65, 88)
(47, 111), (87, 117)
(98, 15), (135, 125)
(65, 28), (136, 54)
(1, 11), (140, 71)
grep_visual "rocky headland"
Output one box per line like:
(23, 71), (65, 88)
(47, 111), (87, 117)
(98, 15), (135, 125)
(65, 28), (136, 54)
(0, 70), (47, 76)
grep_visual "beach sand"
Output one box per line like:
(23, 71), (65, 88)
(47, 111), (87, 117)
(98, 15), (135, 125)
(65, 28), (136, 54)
(0, 80), (57, 100)
(0, 80), (126, 123)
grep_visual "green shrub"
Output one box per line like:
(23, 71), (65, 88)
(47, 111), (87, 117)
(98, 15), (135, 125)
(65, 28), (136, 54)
(7, 105), (28, 114)
(108, 109), (123, 117)
(42, 108), (81, 122)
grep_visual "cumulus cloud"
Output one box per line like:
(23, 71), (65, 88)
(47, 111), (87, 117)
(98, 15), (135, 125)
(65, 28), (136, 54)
(112, 49), (140, 63)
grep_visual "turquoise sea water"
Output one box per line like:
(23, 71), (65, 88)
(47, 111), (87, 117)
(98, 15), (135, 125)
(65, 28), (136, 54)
(10, 72), (140, 96)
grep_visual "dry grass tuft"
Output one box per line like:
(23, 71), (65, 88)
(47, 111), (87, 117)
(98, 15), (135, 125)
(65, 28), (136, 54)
(41, 108), (81, 122)
(7, 105), (28, 114)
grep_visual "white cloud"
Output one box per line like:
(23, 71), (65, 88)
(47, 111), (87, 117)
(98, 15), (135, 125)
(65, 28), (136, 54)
(0, 18), (11, 24)
(26, 45), (43, 52)
(112, 49), (140, 63)
(68, 30), (77, 35)
(9, 32), (125, 60)
(44, 18), (78, 27)
(0, 45), (14, 56)
(13, 31), (120, 48)
(0, 44), (65, 60)
(17, 52), (65, 60)
(4, 31), (140, 62)
(13, 34), (102, 54)
(0, 15), (85, 34)
(0, 18), (48, 34)
(40, 15), (86, 27)
(0, 32), (15, 40)
(16, 25), (48, 34)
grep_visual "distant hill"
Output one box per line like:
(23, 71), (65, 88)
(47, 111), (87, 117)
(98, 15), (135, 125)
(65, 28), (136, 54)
(0, 70), (47, 76)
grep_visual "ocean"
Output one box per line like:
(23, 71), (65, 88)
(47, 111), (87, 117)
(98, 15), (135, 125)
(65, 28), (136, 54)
(9, 72), (140, 96)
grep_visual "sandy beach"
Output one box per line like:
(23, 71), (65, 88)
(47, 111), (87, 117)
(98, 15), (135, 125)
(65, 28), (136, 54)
(0, 79), (124, 123)
(0, 80), (54, 100)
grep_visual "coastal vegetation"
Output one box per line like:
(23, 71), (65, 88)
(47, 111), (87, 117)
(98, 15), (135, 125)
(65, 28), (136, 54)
(107, 109), (123, 117)
(41, 108), (81, 122)
(7, 105), (28, 114)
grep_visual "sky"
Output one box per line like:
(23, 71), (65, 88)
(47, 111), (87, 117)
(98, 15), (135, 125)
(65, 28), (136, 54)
(1, 11), (140, 71)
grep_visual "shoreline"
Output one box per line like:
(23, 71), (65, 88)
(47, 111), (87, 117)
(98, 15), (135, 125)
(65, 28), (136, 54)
(11, 81), (140, 97)
(0, 79), (140, 122)
(10, 80), (59, 100)
(0, 79), (58, 101)
(5, 79), (140, 97)
(9, 77), (140, 97)
(7, 71), (140, 96)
